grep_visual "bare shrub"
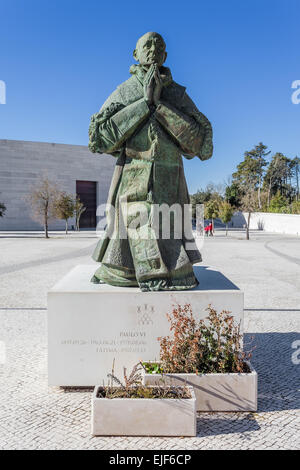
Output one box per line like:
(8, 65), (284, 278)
(74, 196), (86, 231)
(26, 176), (60, 238)
(98, 362), (191, 399)
(157, 304), (253, 374)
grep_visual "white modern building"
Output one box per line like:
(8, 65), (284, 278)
(0, 139), (115, 230)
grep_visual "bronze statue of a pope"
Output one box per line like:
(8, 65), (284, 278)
(89, 32), (213, 291)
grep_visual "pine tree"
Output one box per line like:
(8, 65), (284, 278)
(232, 142), (269, 209)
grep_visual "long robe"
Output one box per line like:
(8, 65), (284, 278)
(88, 65), (213, 291)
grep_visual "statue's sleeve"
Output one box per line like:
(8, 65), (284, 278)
(89, 98), (150, 155)
(154, 94), (213, 161)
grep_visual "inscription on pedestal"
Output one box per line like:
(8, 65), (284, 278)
(48, 265), (244, 386)
(60, 330), (148, 354)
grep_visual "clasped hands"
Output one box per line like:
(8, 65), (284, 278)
(143, 64), (163, 107)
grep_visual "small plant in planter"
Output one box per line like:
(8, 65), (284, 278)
(91, 362), (196, 436)
(142, 304), (257, 412)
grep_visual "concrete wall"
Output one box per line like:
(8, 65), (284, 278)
(231, 211), (300, 236)
(0, 139), (115, 230)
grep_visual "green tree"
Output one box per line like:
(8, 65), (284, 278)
(291, 156), (300, 201)
(225, 181), (242, 208)
(190, 184), (222, 218)
(54, 192), (75, 234)
(264, 153), (294, 204)
(204, 199), (220, 233)
(291, 200), (300, 214)
(264, 153), (280, 207)
(268, 192), (290, 213)
(190, 189), (210, 218)
(233, 142), (269, 209)
(218, 201), (234, 235)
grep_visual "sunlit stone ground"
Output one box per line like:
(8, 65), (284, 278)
(0, 230), (299, 450)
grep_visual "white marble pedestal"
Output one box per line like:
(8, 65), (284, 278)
(48, 265), (244, 386)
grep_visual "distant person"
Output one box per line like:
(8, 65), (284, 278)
(205, 223), (213, 236)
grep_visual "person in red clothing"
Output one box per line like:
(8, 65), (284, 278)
(204, 223), (213, 236)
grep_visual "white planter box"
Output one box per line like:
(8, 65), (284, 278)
(142, 362), (257, 412)
(91, 386), (196, 436)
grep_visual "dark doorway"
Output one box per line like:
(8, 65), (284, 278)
(76, 180), (97, 228)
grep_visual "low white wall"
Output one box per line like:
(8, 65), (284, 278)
(231, 211), (300, 236)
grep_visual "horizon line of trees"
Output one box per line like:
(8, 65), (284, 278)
(227, 143), (300, 213)
(191, 142), (300, 239)
(1, 144), (299, 240)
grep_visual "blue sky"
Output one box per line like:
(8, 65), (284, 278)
(0, 0), (299, 193)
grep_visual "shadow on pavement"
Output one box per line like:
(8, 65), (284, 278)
(196, 414), (260, 437)
(245, 332), (300, 413)
(194, 266), (239, 291)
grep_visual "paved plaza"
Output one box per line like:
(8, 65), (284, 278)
(0, 230), (299, 450)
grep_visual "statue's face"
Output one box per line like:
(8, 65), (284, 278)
(134, 32), (167, 67)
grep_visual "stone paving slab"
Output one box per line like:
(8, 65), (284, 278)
(0, 308), (299, 450)
(0, 232), (299, 450)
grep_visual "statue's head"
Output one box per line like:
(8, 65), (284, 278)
(133, 32), (167, 67)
